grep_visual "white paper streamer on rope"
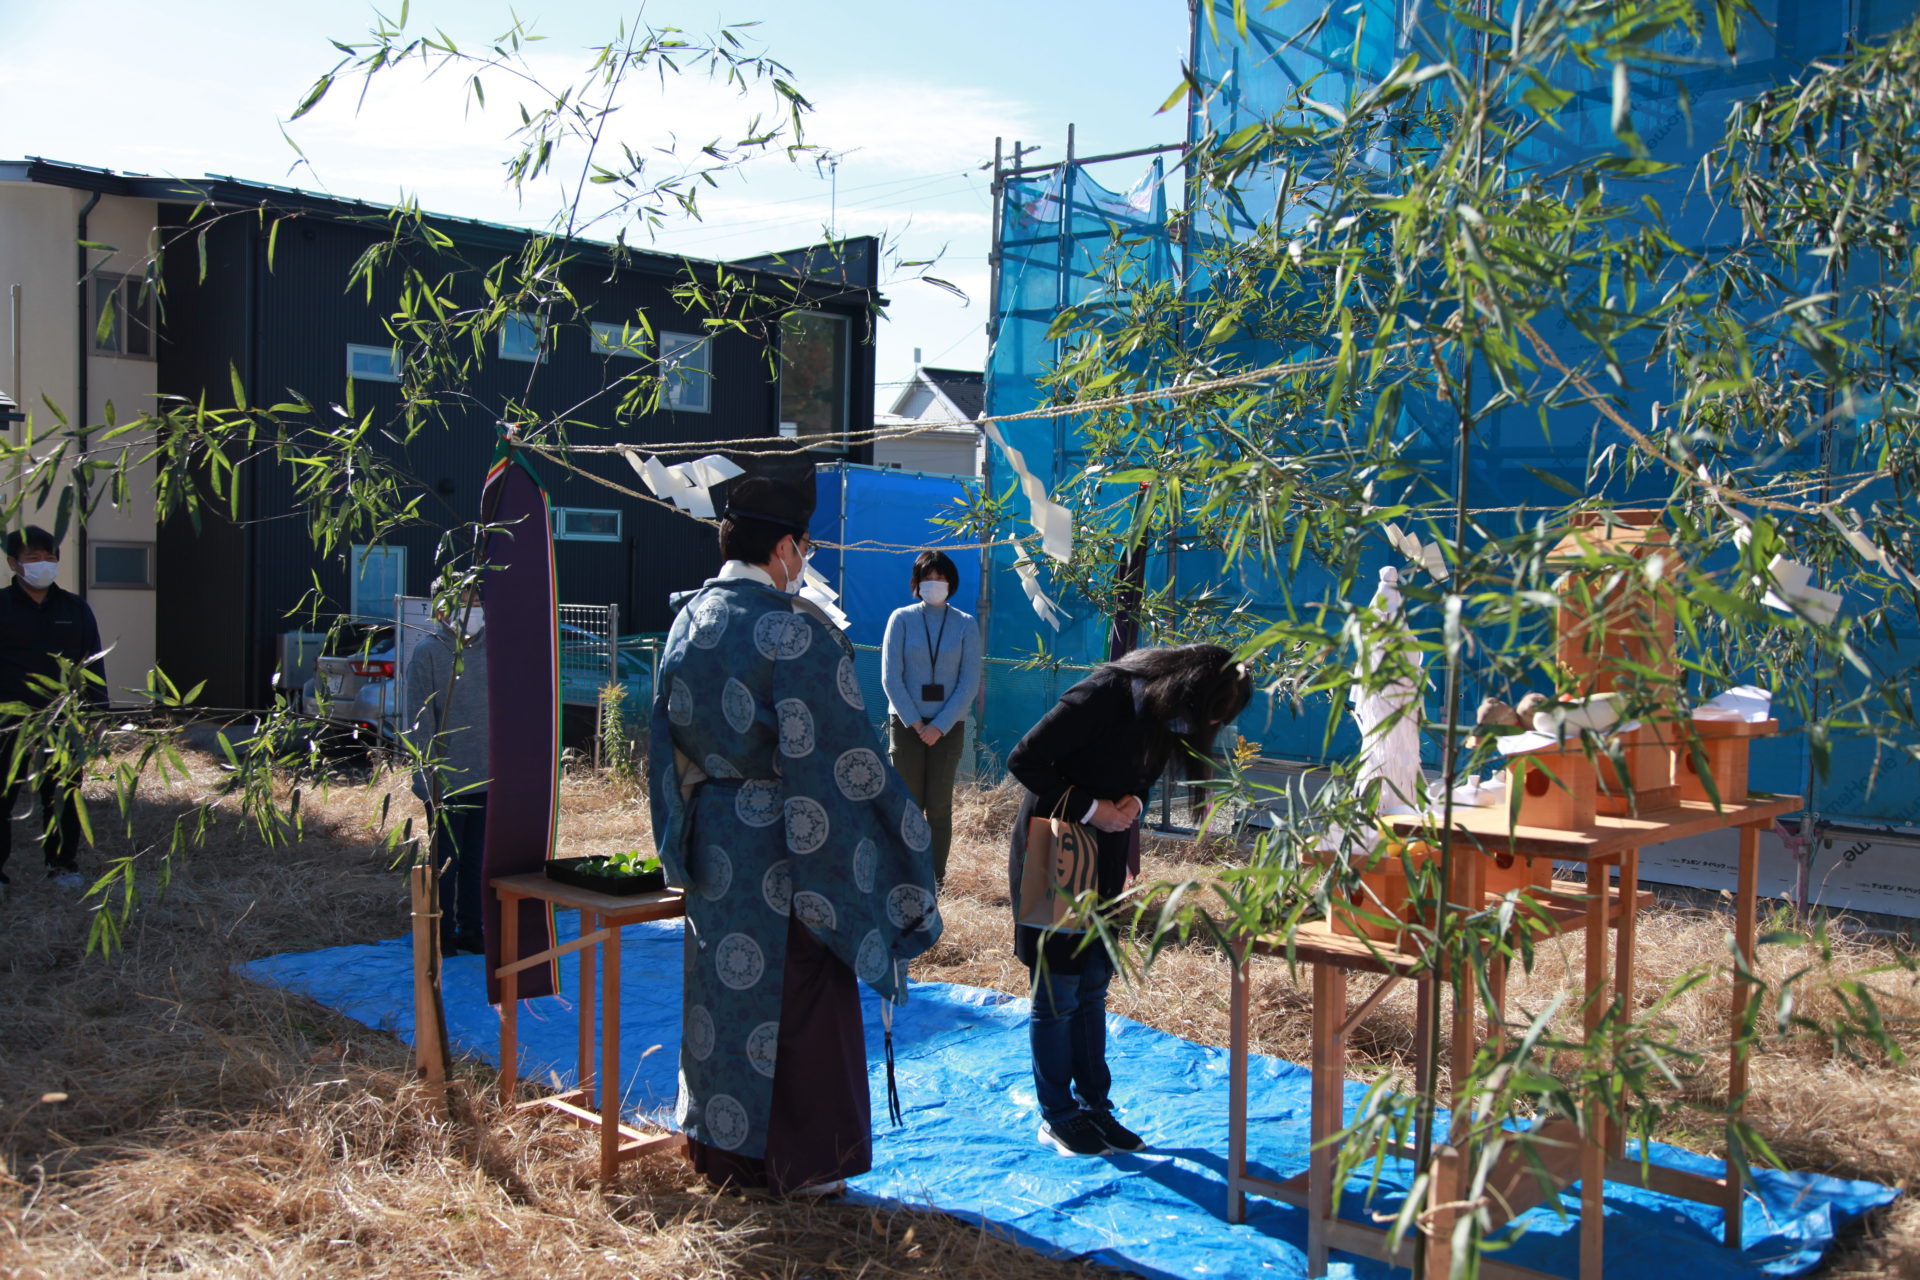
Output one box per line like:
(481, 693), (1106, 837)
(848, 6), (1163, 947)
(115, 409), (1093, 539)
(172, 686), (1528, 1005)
(1382, 522), (1449, 581)
(625, 450), (744, 521)
(799, 563), (851, 631)
(1012, 548), (1071, 632)
(982, 422), (1074, 564)
(1823, 508), (1919, 587)
(1761, 555), (1843, 627)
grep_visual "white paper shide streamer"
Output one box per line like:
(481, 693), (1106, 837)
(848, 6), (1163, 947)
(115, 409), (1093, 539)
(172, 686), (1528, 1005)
(624, 451), (745, 521)
(798, 562), (852, 632)
(1013, 549), (1072, 633)
(982, 421), (1075, 627)
(1382, 522), (1449, 582)
(1760, 555), (1843, 627)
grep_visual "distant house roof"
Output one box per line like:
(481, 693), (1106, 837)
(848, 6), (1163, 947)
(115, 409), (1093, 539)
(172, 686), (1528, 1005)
(920, 367), (983, 420)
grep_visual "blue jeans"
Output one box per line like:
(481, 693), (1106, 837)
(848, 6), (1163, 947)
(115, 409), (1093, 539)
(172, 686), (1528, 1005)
(1028, 942), (1114, 1125)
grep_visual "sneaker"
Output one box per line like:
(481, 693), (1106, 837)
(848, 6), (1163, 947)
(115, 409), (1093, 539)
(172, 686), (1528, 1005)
(1084, 1109), (1147, 1153)
(46, 867), (85, 890)
(1038, 1112), (1112, 1157)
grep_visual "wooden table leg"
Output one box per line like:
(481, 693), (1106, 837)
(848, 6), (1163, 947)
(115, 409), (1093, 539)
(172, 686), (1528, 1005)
(600, 912), (623, 1184)
(499, 888), (521, 1105)
(1611, 848), (1639, 1159)
(578, 908), (598, 1100)
(1308, 962), (1347, 1279)
(1726, 823), (1760, 1250)
(1227, 947), (1249, 1225)
(1581, 862), (1611, 1279)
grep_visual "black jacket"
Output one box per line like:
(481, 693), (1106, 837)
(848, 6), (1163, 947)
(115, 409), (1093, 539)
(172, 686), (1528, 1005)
(0, 581), (108, 710)
(1006, 667), (1170, 968)
(1007, 666), (1169, 825)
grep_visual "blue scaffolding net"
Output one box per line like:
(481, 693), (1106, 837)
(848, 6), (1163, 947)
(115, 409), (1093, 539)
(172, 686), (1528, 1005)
(981, 0), (1920, 828)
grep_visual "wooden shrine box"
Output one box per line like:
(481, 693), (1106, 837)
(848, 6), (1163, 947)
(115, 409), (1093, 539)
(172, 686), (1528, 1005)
(1595, 723), (1678, 817)
(1547, 510), (1684, 816)
(1676, 718), (1779, 805)
(1504, 742), (1597, 830)
(1319, 842), (1437, 946)
(1481, 843), (1556, 897)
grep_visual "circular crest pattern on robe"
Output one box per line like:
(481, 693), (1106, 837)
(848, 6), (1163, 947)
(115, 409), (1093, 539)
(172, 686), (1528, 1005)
(648, 576), (945, 1161)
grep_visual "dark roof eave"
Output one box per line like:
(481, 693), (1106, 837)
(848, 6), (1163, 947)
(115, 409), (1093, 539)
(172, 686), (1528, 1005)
(4, 157), (882, 304)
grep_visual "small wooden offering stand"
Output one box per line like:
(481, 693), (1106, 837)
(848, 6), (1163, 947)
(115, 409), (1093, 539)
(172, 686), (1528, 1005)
(1226, 511), (1801, 1277)
(492, 873), (688, 1182)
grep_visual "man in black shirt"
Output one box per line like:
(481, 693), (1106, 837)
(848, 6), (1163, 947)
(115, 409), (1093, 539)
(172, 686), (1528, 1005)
(0, 527), (106, 888)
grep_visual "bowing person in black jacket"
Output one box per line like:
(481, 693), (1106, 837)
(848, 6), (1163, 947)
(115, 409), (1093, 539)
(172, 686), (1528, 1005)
(1006, 645), (1251, 1157)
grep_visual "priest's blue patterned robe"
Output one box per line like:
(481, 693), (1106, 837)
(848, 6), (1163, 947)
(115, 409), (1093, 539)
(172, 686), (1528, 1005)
(650, 575), (942, 1159)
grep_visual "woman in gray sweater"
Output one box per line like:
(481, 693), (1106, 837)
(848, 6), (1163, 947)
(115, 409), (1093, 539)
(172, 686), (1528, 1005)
(880, 551), (981, 882)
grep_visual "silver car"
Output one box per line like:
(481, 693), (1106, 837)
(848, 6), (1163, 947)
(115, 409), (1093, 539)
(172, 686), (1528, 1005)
(300, 620), (398, 744)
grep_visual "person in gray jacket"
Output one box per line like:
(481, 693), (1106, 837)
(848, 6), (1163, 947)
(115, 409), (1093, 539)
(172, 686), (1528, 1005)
(880, 550), (981, 882)
(402, 585), (490, 955)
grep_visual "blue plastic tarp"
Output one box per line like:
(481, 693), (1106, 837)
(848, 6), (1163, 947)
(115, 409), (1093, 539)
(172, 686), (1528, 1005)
(242, 919), (1894, 1279)
(812, 463), (980, 650)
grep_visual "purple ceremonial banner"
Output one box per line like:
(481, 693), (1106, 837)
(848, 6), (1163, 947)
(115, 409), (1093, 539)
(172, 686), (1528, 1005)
(479, 449), (560, 1004)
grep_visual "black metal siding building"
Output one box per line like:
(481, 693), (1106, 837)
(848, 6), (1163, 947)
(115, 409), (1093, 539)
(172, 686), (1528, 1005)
(118, 173), (880, 712)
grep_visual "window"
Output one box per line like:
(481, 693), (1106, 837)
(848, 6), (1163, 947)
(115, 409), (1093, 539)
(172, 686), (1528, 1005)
(553, 507), (622, 542)
(348, 544), (407, 619)
(92, 273), (155, 358)
(589, 321), (649, 358)
(661, 331), (711, 412)
(89, 541), (154, 589)
(499, 312), (546, 363)
(779, 311), (849, 448)
(346, 343), (401, 383)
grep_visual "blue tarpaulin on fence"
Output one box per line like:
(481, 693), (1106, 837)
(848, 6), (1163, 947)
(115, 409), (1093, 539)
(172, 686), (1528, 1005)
(242, 918), (1894, 1280)
(812, 462), (980, 649)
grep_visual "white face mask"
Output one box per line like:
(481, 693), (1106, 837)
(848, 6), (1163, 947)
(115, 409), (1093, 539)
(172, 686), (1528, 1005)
(918, 580), (950, 606)
(780, 540), (810, 595)
(19, 561), (57, 589)
(460, 607), (485, 637)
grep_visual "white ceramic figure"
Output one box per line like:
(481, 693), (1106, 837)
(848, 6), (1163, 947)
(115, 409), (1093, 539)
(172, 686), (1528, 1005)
(1351, 566), (1425, 813)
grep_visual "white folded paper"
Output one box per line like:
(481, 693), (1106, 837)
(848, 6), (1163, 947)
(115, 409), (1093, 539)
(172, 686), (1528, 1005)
(1012, 548), (1072, 631)
(799, 563), (851, 631)
(1697, 685), (1771, 723)
(1761, 555), (1842, 626)
(625, 450), (744, 522)
(1383, 522), (1450, 582)
(1497, 729), (1565, 756)
(1822, 508), (1920, 588)
(1532, 693), (1620, 735)
(983, 422), (1074, 564)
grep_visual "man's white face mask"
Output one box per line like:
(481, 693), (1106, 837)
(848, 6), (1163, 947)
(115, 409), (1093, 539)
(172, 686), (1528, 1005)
(460, 606), (485, 637)
(783, 540), (810, 595)
(19, 561), (57, 589)
(918, 580), (950, 606)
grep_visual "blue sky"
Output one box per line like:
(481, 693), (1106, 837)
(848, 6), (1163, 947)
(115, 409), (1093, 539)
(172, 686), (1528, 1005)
(1, 0), (1193, 394)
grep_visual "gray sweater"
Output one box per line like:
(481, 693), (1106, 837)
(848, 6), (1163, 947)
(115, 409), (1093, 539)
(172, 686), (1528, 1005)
(403, 625), (491, 797)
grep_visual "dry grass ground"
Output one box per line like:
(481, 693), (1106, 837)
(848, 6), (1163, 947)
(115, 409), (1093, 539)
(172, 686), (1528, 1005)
(2, 745), (1916, 1278)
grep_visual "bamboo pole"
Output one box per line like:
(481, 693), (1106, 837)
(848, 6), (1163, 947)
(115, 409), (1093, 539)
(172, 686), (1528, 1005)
(408, 862), (452, 1106)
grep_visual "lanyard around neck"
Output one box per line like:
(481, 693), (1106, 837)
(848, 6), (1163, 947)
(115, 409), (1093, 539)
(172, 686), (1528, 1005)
(920, 604), (951, 667)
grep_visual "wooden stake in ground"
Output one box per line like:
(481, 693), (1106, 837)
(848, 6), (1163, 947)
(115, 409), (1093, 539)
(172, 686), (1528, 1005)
(409, 862), (452, 1103)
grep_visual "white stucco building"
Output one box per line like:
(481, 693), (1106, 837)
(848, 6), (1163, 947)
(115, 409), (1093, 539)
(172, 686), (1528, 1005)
(871, 363), (982, 477)
(0, 163), (161, 702)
